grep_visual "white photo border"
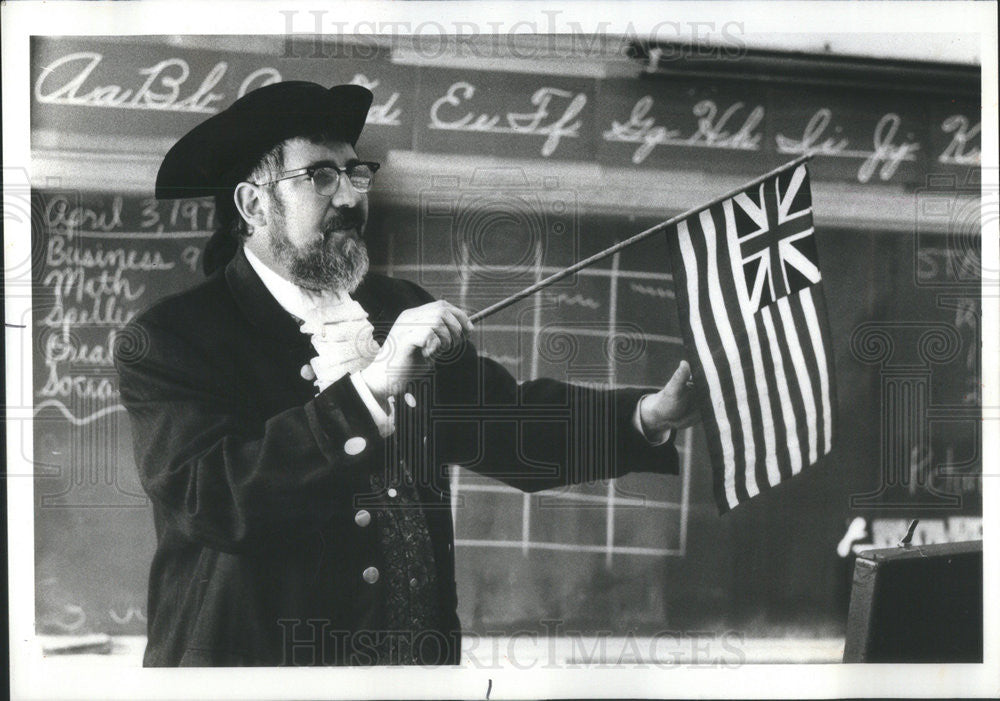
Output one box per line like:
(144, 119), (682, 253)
(3, 1), (998, 699)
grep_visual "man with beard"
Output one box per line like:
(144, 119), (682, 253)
(115, 81), (697, 667)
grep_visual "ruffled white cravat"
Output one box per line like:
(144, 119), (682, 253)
(244, 246), (395, 436)
(299, 293), (380, 392)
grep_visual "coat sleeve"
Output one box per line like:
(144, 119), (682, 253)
(398, 282), (681, 493)
(430, 350), (680, 492)
(115, 315), (384, 554)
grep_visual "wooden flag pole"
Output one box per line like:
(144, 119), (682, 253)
(468, 153), (814, 324)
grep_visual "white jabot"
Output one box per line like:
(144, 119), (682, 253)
(244, 246), (394, 436)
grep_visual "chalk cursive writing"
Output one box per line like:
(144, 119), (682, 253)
(429, 81), (586, 157)
(629, 282), (675, 299)
(46, 195), (123, 234)
(42, 266), (142, 337)
(46, 235), (175, 272)
(775, 109), (921, 183)
(39, 329), (122, 402)
(603, 96), (763, 164)
(108, 605), (147, 625)
(690, 100), (764, 150)
(857, 114), (922, 183)
(544, 292), (601, 309)
(39, 364), (118, 402)
(233, 68), (404, 127)
(774, 109), (848, 156)
(44, 329), (119, 367)
(350, 74), (402, 126)
(937, 115), (981, 166)
(35, 51), (226, 113)
(238, 67), (282, 98)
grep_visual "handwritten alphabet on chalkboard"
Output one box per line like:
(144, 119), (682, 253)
(545, 291), (601, 310)
(33, 48), (405, 129)
(938, 115), (981, 166)
(350, 74), (403, 126)
(429, 81), (587, 157)
(602, 95), (764, 164)
(775, 110), (921, 183)
(32, 39), (980, 186)
(34, 51), (228, 114)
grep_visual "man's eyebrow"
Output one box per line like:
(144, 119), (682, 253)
(305, 158), (362, 169)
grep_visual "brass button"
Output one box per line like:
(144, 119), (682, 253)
(409, 577), (419, 588)
(300, 364), (316, 381)
(354, 509), (371, 527)
(404, 392), (417, 408)
(344, 437), (366, 455)
(387, 488), (398, 498)
(362, 566), (379, 584)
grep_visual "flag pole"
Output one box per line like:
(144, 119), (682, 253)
(468, 153), (814, 324)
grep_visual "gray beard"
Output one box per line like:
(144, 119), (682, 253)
(271, 230), (370, 293)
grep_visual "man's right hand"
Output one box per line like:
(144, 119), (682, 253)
(359, 300), (473, 401)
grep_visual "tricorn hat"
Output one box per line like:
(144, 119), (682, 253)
(155, 81), (374, 274)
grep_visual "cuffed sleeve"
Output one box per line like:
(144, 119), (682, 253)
(632, 394), (673, 446)
(349, 371), (396, 438)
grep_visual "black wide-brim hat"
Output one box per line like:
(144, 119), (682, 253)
(155, 81), (373, 273)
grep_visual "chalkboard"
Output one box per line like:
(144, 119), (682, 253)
(32, 191), (212, 634)
(29, 35), (982, 641)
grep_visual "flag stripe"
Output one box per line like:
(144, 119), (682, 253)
(759, 306), (802, 475)
(768, 300), (810, 473)
(686, 213), (748, 506)
(801, 288), (834, 454)
(753, 312), (793, 481)
(787, 291), (826, 458)
(778, 295), (819, 464)
(676, 221), (740, 509)
(671, 232), (736, 511)
(816, 287), (839, 444)
(723, 199), (781, 489)
(698, 209), (756, 502)
(709, 204), (768, 497)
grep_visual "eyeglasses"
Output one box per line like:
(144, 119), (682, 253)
(254, 161), (380, 194)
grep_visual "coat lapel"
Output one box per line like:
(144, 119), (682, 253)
(349, 274), (391, 344)
(225, 247), (311, 359)
(225, 245), (391, 351)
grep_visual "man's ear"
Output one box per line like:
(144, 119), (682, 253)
(233, 182), (266, 234)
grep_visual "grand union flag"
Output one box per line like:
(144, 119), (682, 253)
(666, 161), (837, 513)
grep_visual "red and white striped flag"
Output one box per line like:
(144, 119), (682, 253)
(666, 161), (837, 513)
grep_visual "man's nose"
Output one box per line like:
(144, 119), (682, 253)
(330, 172), (363, 208)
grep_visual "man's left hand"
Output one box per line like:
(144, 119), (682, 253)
(638, 360), (700, 437)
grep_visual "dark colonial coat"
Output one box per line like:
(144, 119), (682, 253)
(115, 247), (679, 666)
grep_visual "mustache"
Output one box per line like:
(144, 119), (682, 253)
(323, 208), (365, 233)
